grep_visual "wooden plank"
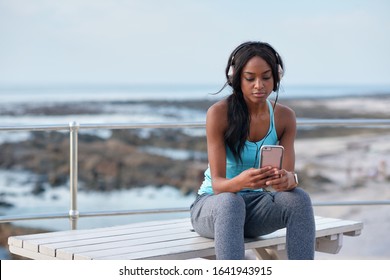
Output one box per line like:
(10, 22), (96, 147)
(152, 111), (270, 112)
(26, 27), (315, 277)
(8, 218), (189, 246)
(22, 220), (191, 253)
(314, 219), (363, 238)
(94, 240), (217, 260)
(76, 237), (214, 260)
(8, 246), (58, 260)
(92, 234), (288, 260)
(56, 231), (199, 260)
(40, 225), (194, 258)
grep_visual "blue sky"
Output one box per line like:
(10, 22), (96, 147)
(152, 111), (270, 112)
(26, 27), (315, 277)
(0, 0), (389, 86)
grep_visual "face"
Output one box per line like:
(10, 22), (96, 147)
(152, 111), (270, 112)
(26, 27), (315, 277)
(240, 56), (274, 103)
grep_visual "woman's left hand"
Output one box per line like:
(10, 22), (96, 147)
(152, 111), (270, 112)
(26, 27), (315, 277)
(265, 169), (297, 192)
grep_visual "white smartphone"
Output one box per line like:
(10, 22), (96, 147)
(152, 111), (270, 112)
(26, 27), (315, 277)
(259, 145), (284, 169)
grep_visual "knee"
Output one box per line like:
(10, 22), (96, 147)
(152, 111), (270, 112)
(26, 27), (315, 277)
(285, 188), (313, 211)
(294, 188), (312, 203)
(214, 193), (245, 217)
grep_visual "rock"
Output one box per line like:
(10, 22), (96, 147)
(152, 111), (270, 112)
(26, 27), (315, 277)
(0, 200), (14, 208)
(31, 182), (45, 195)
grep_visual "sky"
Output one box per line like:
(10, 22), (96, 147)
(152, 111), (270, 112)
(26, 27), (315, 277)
(0, 0), (389, 87)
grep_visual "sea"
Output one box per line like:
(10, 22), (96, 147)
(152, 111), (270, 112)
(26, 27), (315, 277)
(1, 83), (390, 235)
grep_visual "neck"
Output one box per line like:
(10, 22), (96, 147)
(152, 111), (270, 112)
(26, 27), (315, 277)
(248, 101), (268, 118)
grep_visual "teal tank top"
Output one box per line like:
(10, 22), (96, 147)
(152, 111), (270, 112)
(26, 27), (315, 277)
(198, 99), (279, 195)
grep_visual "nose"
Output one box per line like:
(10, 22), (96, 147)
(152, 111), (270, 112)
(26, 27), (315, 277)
(254, 78), (264, 89)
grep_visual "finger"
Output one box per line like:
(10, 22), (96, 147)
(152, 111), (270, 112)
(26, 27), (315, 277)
(273, 169), (287, 178)
(259, 166), (273, 174)
(265, 176), (286, 188)
(264, 168), (278, 178)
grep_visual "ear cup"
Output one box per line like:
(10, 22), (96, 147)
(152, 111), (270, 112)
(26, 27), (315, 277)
(278, 64), (284, 80)
(227, 42), (253, 84)
(228, 65), (234, 83)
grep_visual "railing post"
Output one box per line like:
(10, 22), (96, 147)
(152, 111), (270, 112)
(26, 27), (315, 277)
(69, 121), (80, 230)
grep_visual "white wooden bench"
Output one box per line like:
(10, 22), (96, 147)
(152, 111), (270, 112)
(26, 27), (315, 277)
(8, 216), (363, 260)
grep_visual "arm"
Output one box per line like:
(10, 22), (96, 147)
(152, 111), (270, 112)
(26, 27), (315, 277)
(207, 101), (275, 194)
(266, 104), (298, 191)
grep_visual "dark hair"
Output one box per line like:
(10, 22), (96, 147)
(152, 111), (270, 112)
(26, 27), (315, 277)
(221, 41), (284, 163)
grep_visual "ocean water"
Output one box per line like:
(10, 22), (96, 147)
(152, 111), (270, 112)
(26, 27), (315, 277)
(1, 83), (389, 129)
(1, 83), (390, 103)
(1, 83), (390, 233)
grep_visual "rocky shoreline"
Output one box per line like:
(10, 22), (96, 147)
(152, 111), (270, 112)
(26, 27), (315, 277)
(1, 95), (390, 198)
(0, 128), (208, 194)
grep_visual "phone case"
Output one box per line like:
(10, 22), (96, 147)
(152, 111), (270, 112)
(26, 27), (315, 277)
(259, 145), (284, 169)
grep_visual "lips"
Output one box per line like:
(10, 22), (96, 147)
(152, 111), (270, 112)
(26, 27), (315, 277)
(253, 92), (266, 97)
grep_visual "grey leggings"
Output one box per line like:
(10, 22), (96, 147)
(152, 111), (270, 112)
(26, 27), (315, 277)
(190, 188), (315, 260)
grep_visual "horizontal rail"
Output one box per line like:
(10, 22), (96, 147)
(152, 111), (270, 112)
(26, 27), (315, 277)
(1, 200), (389, 224)
(0, 123), (70, 132)
(0, 122), (206, 132)
(297, 118), (390, 127)
(1, 119), (390, 132)
(79, 121), (206, 130)
(0, 208), (191, 223)
(312, 200), (390, 206)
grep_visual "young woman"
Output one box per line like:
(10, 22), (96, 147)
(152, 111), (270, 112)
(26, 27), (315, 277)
(190, 41), (315, 260)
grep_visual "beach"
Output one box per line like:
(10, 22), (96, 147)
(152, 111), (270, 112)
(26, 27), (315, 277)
(1, 92), (390, 260)
(297, 134), (390, 259)
(294, 96), (390, 259)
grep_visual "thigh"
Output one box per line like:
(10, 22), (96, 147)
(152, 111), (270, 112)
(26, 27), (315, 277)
(243, 188), (313, 237)
(243, 191), (286, 237)
(190, 193), (245, 239)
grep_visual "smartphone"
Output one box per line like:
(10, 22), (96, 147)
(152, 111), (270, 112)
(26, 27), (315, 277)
(259, 145), (284, 169)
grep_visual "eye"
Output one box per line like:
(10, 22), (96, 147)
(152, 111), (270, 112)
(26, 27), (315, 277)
(243, 75), (255, 81)
(263, 76), (272, 80)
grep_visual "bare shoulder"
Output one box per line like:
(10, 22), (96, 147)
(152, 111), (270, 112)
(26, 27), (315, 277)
(272, 101), (296, 139)
(208, 99), (228, 112)
(273, 101), (296, 123)
(206, 99), (228, 132)
(207, 99), (228, 120)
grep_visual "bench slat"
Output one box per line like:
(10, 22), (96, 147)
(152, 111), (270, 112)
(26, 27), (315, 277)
(56, 231), (199, 260)
(8, 218), (189, 246)
(75, 236), (212, 260)
(38, 222), (192, 258)
(20, 220), (191, 253)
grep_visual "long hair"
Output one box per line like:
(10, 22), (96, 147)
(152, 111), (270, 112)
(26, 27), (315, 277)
(221, 41), (284, 163)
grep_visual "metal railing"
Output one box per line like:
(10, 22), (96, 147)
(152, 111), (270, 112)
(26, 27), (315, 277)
(1, 119), (390, 229)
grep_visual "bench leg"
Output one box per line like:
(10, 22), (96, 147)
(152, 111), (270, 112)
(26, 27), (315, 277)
(201, 255), (216, 260)
(316, 233), (343, 254)
(252, 244), (287, 260)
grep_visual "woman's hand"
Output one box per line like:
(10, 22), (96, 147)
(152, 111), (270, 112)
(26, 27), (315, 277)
(265, 169), (297, 191)
(237, 166), (276, 190)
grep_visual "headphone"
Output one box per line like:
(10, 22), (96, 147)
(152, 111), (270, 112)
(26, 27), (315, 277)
(227, 41), (284, 86)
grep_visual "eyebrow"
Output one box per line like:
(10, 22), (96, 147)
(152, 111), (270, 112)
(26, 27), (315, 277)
(243, 69), (272, 75)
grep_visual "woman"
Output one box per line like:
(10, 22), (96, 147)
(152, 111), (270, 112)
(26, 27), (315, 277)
(190, 41), (315, 260)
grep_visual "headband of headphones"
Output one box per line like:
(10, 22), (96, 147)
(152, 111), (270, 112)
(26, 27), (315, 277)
(227, 41), (284, 83)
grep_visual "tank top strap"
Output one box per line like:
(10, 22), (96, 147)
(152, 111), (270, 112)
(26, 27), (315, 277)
(266, 99), (275, 132)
